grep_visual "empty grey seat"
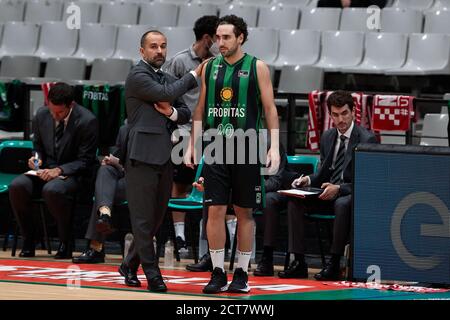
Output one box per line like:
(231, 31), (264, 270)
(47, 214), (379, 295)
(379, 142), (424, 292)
(72, 23), (117, 64)
(90, 58), (134, 84)
(177, 3), (218, 27)
(100, 2), (139, 25)
(0, 21), (40, 58)
(271, 0), (311, 8)
(0, 0), (25, 23)
(45, 57), (87, 80)
(424, 10), (450, 33)
(393, 0), (435, 10)
(340, 7), (379, 32)
(231, 0), (271, 5)
(139, 2), (178, 27)
(192, 0), (229, 4)
(429, 0), (450, 11)
(300, 8), (341, 31)
(315, 31), (365, 71)
(343, 32), (408, 74)
(34, 21), (78, 60)
(381, 8), (423, 33)
(258, 5), (300, 30)
(420, 113), (449, 146)
(0, 55), (40, 78)
(273, 29), (320, 68)
(278, 65), (324, 94)
(218, 3), (258, 27)
(63, 1), (100, 24)
(243, 27), (279, 66)
(113, 24), (156, 62)
(160, 26), (196, 60)
(385, 33), (450, 75)
(24, 0), (63, 23)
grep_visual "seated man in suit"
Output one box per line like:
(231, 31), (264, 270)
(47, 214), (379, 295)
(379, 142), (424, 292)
(9, 82), (98, 259)
(72, 124), (129, 264)
(279, 90), (377, 280)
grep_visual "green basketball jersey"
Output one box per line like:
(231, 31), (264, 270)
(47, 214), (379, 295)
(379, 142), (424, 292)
(204, 54), (262, 136)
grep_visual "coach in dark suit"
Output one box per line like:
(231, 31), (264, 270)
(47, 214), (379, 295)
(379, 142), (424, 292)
(279, 90), (377, 281)
(9, 83), (98, 259)
(122, 30), (204, 292)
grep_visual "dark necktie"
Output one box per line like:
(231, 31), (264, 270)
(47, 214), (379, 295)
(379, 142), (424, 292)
(156, 70), (165, 84)
(330, 135), (347, 184)
(55, 120), (64, 153)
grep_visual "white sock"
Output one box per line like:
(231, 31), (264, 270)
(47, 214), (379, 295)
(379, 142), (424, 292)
(174, 222), (185, 241)
(209, 248), (225, 272)
(237, 250), (252, 273)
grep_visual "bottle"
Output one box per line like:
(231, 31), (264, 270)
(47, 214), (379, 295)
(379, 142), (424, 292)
(124, 233), (134, 258)
(164, 239), (174, 268)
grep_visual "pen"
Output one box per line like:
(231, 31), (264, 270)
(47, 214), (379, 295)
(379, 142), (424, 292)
(296, 174), (304, 188)
(34, 152), (39, 170)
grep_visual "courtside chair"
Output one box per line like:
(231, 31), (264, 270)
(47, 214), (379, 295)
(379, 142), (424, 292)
(177, 2), (219, 27)
(0, 21), (40, 59)
(342, 32), (408, 74)
(113, 24), (156, 63)
(314, 31), (365, 72)
(257, 5), (300, 30)
(424, 10), (450, 34)
(159, 26), (196, 60)
(24, 0), (64, 23)
(420, 114), (449, 147)
(63, 1), (101, 24)
(340, 8), (378, 32)
(167, 158), (204, 263)
(0, 0), (25, 23)
(218, 3), (258, 28)
(380, 7), (423, 33)
(72, 23), (117, 64)
(393, 0), (435, 10)
(273, 29), (321, 69)
(243, 27), (279, 66)
(299, 8), (341, 31)
(99, 1), (139, 25)
(385, 33), (450, 75)
(138, 2), (178, 27)
(34, 21), (78, 61)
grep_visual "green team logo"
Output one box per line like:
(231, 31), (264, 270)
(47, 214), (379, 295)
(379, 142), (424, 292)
(217, 123), (234, 138)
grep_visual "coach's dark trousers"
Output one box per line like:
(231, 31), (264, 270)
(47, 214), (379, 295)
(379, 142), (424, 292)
(287, 194), (352, 256)
(262, 192), (288, 248)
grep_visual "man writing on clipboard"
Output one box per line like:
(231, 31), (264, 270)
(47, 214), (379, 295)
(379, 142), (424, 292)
(280, 91), (377, 281)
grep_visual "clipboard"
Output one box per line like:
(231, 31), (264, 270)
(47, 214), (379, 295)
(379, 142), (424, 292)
(277, 187), (323, 198)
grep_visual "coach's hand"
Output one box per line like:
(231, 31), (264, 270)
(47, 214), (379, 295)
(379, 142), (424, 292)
(319, 183), (340, 200)
(154, 102), (174, 117)
(266, 147), (280, 176)
(37, 168), (62, 182)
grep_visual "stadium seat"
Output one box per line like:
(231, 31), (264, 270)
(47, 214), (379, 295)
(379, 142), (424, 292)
(24, 0), (63, 23)
(218, 3), (258, 27)
(45, 57), (87, 81)
(429, 0), (450, 11)
(62, 1), (100, 24)
(177, 3), (218, 27)
(89, 58), (134, 84)
(113, 24), (156, 62)
(192, 0), (229, 4)
(340, 8), (378, 32)
(392, 0), (435, 10)
(34, 21), (78, 61)
(139, 2), (178, 27)
(342, 32), (408, 74)
(420, 113), (449, 146)
(0, 21), (40, 58)
(314, 31), (365, 71)
(271, 0), (311, 8)
(72, 23), (117, 64)
(0, 56), (40, 79)
(424, 10), (450, 33)
(278, 65), (324, 94)
(300, 8), (341, 31)
(160, 26), (196, 60)
(243, 27), (279, 66)
(231, 0), (271, 5)
(381, 8), (423, 33)
(273, 29), (321, 68)
(99, 1), (139, 25)
(0, 0), (25, 23)
(258, 5), (300, 30)
(385, 33), (450, 75)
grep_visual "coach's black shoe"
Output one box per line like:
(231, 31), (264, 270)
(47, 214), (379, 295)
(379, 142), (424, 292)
(54, 242), (73, 259)
(96, 213), (113, 235)
(186, 252), (213, 272)
(228, 268), (250, 293)
(19, 239), (35, 257)
(253, 257), (274, 276)
(278, 260), (308, 279)
(72, 248), (105, 264)
(118, 263), (141, 287)
(147, 275), (167, 292)
(203, 267), (228, 294)
(314, 262), (341, 281)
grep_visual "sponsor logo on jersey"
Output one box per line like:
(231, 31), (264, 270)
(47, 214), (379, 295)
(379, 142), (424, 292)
(83, 91), (108, 101)
(238, 70), (249, 78)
